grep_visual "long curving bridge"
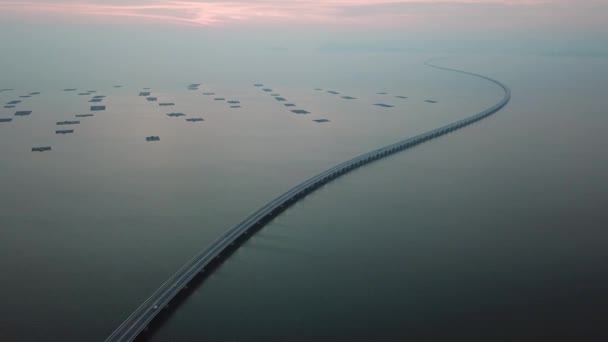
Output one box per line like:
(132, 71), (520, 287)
(105, 60), (511, 342)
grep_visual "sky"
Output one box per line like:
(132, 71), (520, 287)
(0, 0), (606, 32)
(0, 0), (606, 90)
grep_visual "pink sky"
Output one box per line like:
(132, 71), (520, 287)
(0, 0), (606, 31)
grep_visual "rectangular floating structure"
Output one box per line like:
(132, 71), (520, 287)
(91, 106), (106, 111)
(214, 98), (225, 101)
(76, 114), (94, 117)
(425, 100), (438, 103)
(186, 118), (204, 122)
(227, 100), (240, 104)
(57, 120), (80, 125)
(342, 96), (356, 100)
(262, 89), (272, 92)
(15, 111), (32, 116)
(291, 109), (310, 114)
(63, 88), (77, 91)
(87, 90), (96, 93)
(275, 97), (287, 101)
(377, 92), (388, 95)
(146, 97), (157, 102)
(29, 92), (41, 95)
(7, 100), (21, 104)
(92, 95), (106, 99)
(4, 105), (15, 109)
(78, 93), (90, 95)
(145, 136), (160, 142)
(143, 88), (151, 90)
(271, 94), (280, 96)
(327, 91), (340, 95)
(0, 88), (14, 91)
(315, 88), (323, 91)
(56, 129), (74, 134)
(374, 103), (394, 108)
(284, 103), (296, 107)
(202, 92), (215, 95)
(19, 95), (31, 98)
(32, 146), (51, 152)
(139, 92), (151, 96)
(166, 113), (185, 117)
(159, 103), (175, 106)
(254, 84), (264, 87)
(230, 105), (241, 108)
(313, 119), (330, 123)
(89, 99), (103, 103)
(0, 118), (12, 122)
(189, 83), (201, 87)
(113, 85), (123, 88)
(396, 96), (408, 99)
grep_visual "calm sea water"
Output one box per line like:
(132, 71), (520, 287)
(1, 54), (606, 341)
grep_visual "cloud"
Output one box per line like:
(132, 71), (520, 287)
(0, 0), (605, 31)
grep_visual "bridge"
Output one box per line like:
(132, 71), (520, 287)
(105, 60), (511, 342)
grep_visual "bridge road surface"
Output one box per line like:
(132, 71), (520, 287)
(105, 60), (511, 342)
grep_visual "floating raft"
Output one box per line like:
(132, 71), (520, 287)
(214, 98), (225, 101)
(32, 146), (51, 152)
(76, 114), (94, 117)
(30, 92), (41, 95)
(230, 105), (241, 108)
(202, 92), (215, 95)
(113, 85), (123, 88)
(374, 103), (394, 108)
(396, 96), (408, 99)
(56, 129), (74, 134)
(139, 92), (151, 96)
(254, 84), (264, 87)
(291, 109), (310, 114)
(92, 95), (106, 99)
(284, 103), (296, 107)
(15, 111), (32, 116)
(0, 118), (12, 122)
(89, 98), (103, 103)
(342, 96), (356, 100)
(270, 93), (280, 96)
(275, 97), (287, 102)
(146, 136), (160, 142)
(377, 92), (388, 95)
(146, 97), (157, 102)
(6, 100), (21, 105)
(91, 106), (106, 111)
(19, 95), (31, 98)
(78, 93), (90, 96)
(186, 118), (204, 122)
(159, 103), (175, 106)
(425, 100), (438, 103)
(313, 119), (330, 123)
(262, 89), (272, 92)
(227, 100), (240, 104)
(315, 88), (323, 91)
(57, 120), (80, 125)
(4, 105), (15, 109)
(166, 113), (185, 117)
(63, 88), (77, 91)
(327, 91), (340, 95)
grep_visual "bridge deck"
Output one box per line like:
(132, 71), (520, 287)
(105, 60), (511, 342)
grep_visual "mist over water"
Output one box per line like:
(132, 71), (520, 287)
(1, 7), (608, 342)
